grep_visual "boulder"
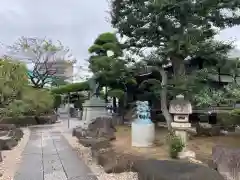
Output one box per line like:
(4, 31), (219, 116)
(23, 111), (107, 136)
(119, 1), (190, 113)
(95, 148), (139, 173)
(196, 123), (221, 136)
(0, 135), (18, 150)
(212, 145), (240, 180)
(78, 137), (110, 149)
(0, 124), (16, 131)
(73, 117), (116, 140)
(0, 151), (2, 162)
(0, 124), (23, 150)
(133, 160), (224, 180)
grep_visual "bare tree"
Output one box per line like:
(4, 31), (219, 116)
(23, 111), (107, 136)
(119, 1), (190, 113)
(6, 37), (75, 88)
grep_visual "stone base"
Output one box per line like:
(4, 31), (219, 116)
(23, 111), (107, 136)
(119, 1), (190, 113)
(132, 122), (155, 147)
(81, 96), (109, 122)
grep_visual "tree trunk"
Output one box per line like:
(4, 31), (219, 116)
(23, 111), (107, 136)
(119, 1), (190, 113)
(113, 97), (117, 113)
(159, 68), (173, 130)
(105, 86), (108, 103)
(171, 56), (186, 80)
(118, 98), (125, 124)
(217, 67), (221, 86)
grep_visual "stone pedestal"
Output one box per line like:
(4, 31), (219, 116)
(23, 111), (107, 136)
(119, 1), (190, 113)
(171, 122), (196, 159)
(171, 122), (191, 144)
(81, 96), (109, 123)
(132, 122), (155, 147)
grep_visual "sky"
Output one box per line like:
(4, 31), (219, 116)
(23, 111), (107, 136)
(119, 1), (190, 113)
(0, 0), (240, 80)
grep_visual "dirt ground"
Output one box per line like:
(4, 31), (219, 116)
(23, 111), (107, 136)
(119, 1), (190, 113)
(112, 125), (240, 165)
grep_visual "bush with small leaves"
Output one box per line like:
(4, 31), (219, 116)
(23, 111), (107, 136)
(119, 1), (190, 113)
(167, 132), (185, 159)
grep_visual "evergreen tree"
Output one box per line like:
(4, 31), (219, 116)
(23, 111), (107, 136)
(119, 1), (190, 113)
(110, 0), (240, 82)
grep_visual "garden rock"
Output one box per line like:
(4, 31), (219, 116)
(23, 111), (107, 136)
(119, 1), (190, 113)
(78, 137), (110, 148)
(212, 145), (240, 180)
(133, 160), (224, 180)
(0, 151), (2, 162)
(0, 124), (16, 131)
(95, 148), (139, 173)
(196, 123), (221, 136)
(0, 135), (18, 150)
(73, 117), (116, 140)
(0, 124), (23, 150)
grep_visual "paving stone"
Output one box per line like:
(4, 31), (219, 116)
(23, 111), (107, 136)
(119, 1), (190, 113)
(14, 172), (44, 180)
(14, 125), (96, 180)
(59, 152), (92, 179)
(22, 139), (42, 155)
(43, 154), (63, 174)
(68, 174), (98, 180)
(44, 171), (67, 180)
(14, 154), (43, 180)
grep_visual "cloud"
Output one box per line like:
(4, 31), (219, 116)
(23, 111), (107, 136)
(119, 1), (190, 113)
(0, 0), (113, 66)
(1, 0), (240, 81)
(216, 25), (240, 48)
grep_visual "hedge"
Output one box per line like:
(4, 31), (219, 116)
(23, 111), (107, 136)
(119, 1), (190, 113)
(51, 81), (89, 94)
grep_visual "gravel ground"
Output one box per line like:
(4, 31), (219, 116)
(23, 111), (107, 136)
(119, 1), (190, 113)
(61, 131), (139, 180)
(0, 128), (30, 180)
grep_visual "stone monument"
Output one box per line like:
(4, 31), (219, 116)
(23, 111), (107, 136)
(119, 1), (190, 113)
(169, 94), (195, 159)
(132, 101), (155, 147)
(72, 77), (116, 145)
(80, 77), (109, 128)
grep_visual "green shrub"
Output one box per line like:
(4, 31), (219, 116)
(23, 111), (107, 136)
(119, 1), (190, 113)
(217, 110), (240, 128)
(167, 132), (185, 159)
(51, 81), (89, 94)
(0, 116), (38, 126)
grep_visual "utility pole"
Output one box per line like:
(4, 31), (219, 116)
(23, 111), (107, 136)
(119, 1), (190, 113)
(67, 93), (70, 128)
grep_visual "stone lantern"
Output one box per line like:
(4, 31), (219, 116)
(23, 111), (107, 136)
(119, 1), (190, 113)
(169, 94), (195, 159)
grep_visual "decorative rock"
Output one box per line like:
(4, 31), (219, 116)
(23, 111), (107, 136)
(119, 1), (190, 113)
(0, 124), (23, 150)
(73, 117), (116, 141)
(96, 148), (139, 174)
(78, 137), (110, 149)
(133, 160), (224, 180)
(0, 135), (18, 150)
(196, 123), (221, 136)
(0, 124), (16, 131)
(0, 151), (2, 162)
(212, 145), (240, 180)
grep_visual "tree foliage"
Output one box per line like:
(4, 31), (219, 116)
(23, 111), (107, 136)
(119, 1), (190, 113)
(51, 81), (89, 94)
(0, 59), (54, 119)
(88, 32), (137, 100)
(110, 0), (240, 80)
(7, 37), (72, 88)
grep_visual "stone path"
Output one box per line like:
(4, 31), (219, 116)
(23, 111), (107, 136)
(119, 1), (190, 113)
(14, 126), (97, 180)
